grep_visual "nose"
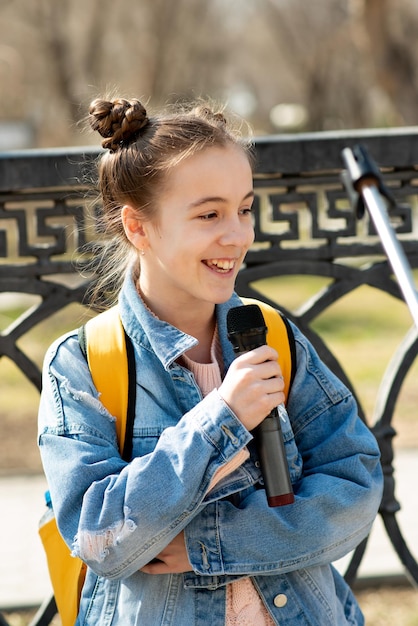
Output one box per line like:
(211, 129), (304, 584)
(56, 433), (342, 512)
(218, 215), (254, 248)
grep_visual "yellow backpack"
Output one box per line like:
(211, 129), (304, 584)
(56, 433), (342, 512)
(38, 298), (295, 626)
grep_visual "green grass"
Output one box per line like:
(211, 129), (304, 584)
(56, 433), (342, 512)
(0, 301), (93, 410)
(0, 299), (95, 471)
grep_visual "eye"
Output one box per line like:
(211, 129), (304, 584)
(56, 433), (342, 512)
(240, 206), (254, 216)
(199, 211), (218, 221)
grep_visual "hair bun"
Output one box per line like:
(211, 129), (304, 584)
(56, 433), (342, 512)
(89, 98), (149, 151)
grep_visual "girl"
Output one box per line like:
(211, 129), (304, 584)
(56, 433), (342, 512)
(38, 97), (383, 625)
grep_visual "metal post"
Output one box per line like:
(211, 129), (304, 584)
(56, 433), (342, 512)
(341, 145), (418, 330)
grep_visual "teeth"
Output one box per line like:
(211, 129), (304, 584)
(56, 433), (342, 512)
(207, 259), (235, 271)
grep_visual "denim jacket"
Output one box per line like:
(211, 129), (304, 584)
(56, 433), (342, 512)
(38, 272), (383, 625)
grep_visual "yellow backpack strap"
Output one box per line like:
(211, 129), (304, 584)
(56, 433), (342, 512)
(79, 306), (135, 459)
(41, 307), (134, 626)
(241, 297), (296, 402)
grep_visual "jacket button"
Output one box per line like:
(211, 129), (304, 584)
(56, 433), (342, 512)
(273, 593), (288, 608)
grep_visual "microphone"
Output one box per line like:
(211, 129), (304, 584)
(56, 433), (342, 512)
(226, 304), (294, 507)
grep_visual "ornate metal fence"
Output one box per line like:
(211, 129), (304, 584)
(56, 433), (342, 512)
(0, 129), (417, 624)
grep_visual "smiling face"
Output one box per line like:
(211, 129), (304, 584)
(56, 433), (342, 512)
(125, 144), (255, 326)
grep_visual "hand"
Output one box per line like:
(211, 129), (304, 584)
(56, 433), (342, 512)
(140, 532), (192, 575)
(218, 345), (285, 431)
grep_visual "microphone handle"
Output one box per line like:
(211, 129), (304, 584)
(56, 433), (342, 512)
(226, 306), (294, 507)
(254, 407), (294, 506)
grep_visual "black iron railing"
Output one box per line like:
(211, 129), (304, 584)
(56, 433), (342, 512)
(1, 128), (417, 624)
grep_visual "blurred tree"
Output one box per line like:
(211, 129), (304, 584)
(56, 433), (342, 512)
(0, 0), (232, 145)
(32, 0), (113, 124)
(362, 0), (418, 125)
(140, 0), (226, 101)
(262, 0), (418, 130)
(0, 0), (418, 145)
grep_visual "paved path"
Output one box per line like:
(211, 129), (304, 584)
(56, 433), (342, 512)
(1, 449), (417, 610)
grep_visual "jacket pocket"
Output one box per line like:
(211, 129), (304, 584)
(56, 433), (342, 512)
(131, 426), (167, 457)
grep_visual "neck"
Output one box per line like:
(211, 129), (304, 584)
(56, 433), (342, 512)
(137, 281), (217, 362)
(183, 316), (216, 363)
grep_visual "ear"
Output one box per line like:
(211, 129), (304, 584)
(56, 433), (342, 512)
(121, 205), (148, 252)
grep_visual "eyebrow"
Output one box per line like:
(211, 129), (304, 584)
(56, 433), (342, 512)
(188, 190), (254, 209)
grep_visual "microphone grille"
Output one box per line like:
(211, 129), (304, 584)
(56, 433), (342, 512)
(226, 304), (266, 334)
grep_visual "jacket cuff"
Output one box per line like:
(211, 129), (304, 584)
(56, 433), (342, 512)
(193, 389), (252, 464)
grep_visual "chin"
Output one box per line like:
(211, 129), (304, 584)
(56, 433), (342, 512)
(202, 282), (235, 306)
(211, 291), (234, 305)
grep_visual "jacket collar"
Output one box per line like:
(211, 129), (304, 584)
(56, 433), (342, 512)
(118, 269), (242, 371)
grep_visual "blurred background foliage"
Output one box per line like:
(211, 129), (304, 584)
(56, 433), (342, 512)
(1, 0), (418, 149)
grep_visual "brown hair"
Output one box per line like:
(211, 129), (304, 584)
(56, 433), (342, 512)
(86, 97), (254, 308)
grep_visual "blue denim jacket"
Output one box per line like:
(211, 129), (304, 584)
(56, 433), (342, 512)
(38, 273), (383, 625)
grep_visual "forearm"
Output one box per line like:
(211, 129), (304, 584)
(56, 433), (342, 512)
(186, 463), (381, 577)
(185, 398), (383, 577)
(40, 381), (252, 580)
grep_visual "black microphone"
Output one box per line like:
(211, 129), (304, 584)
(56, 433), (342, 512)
(226, 304), (294, 507)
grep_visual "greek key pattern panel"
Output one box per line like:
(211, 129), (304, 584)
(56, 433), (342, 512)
(249, 170), (418, 265)
(0, 190), (99, 272)
(1, 171), (417, 274)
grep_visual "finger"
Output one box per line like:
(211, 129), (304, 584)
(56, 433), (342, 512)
(278, 374), (285, 391)
(263, 374), (285, 394)
(257, 360), (283, 382)
(239, 345), (278, 365)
